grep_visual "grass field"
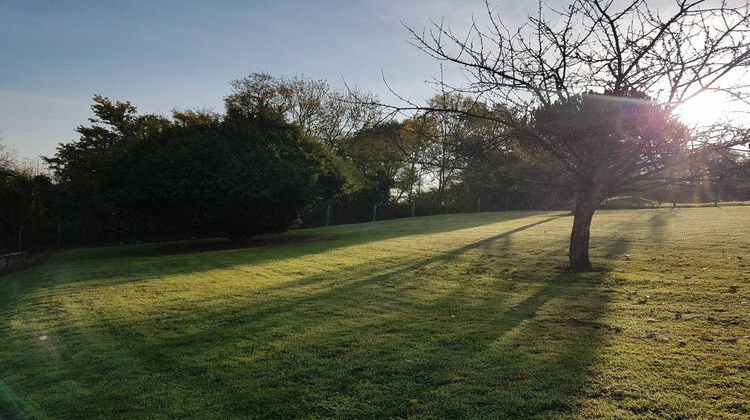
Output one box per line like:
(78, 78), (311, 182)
(1, 207), (748, 419)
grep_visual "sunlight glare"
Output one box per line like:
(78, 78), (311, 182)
(674, 91), (735, 127)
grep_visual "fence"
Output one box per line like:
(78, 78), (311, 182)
(1, 252), (27, 268)
(4, 188), (749, 254)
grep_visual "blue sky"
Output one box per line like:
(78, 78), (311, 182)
(0, 0), (532, 160)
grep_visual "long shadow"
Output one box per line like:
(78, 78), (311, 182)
(0, 213), (614, 418)
(647, 212), (671, 243)
(0, 212), (565, 315)
(410, 272), (610, 417)
(599, 209), (675, 260)
(241, 215), (565, 298)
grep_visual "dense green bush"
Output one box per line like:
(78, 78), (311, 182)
(0, 169), (58, 253)
(113, 108), (352, 240)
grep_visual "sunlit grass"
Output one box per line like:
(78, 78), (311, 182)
(1, 208), (748, 418)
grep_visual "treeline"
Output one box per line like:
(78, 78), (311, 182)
(2, 73), (749, 253)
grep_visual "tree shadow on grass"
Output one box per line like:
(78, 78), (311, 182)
(598, 210), (675, 261)
(0, 213), (617, 418)
(0, 212), (572, 320)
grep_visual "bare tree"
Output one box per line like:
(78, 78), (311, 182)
(393, 0), (750, 270)
(0, 136), (19, 171)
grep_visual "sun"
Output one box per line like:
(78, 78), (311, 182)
(673, 91), (736, 127)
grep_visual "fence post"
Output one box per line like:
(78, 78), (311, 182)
(505, 197), (510, 211)
(17, 225), (23, 252)
(477, 197), (481, 213)
(57, 221), (62, 249)
(714, 181), (721, 207)
(372, 203), (377, 222)
(411, 200), (415, 217)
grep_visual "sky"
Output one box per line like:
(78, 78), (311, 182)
(4, 0), (745, 162)
(0, 0), (533, 160)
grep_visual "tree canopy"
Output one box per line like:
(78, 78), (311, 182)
(113, 106), (353, 240)
(397, 0), (750, 269)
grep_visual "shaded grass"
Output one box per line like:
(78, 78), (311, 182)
(1, 208), (749, 419)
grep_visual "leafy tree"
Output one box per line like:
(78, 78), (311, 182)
(45, 95), (170, 184)
(400, 0), (750, 269)
(226, 73), (381, 154)
(390, 118), (432, 203)
(526, 93), (688, 265)
(0, 167), (58, 253)
(693, 147), (750, 204)
(340, 121), (412, 204)
(114, 106), (353, 241)
(44, 96), (172, 245)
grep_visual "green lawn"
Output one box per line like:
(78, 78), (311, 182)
(1, 208), (748, 419)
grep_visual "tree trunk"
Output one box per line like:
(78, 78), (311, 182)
(569, 200), (596, 270)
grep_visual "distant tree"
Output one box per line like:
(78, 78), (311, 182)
(226, 73), (381, 153)
(44, 95), (172, 245)
(387, 118), (427, 201)
(45, 95), (170, 184)
(340, 121), (412, 203)
(397, 0), (750, 269)
(0, 166), (58, 253)
(0, 137), (17, 170)
(114, 105), (353, 241)
(227, 73), (418, 225)
(419, 94), (511, 211)
(171, 108), (221, 127)
(0, 136), (58, 252)
(696, 147), (750, 203)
